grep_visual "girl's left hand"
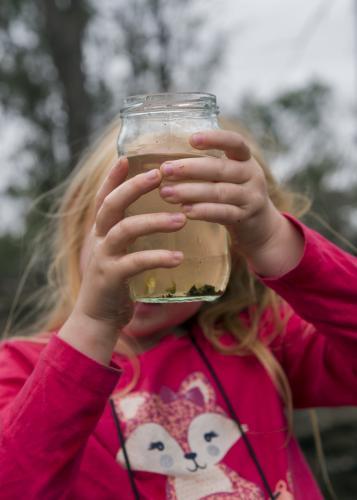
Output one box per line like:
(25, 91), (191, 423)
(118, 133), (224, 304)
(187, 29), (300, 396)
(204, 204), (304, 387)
(159, 129), (304, 276)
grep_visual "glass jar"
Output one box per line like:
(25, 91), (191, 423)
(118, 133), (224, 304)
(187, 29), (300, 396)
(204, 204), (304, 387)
(117, 92), (231, 303)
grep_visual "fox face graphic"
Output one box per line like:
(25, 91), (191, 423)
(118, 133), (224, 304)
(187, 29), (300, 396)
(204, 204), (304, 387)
(117, 411), (241, 476)
(112, 372), (266, 499)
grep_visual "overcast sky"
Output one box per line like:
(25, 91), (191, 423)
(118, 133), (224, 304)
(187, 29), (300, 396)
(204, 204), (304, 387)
(213, 0), (355, 111)
(1, 0), (356, 233)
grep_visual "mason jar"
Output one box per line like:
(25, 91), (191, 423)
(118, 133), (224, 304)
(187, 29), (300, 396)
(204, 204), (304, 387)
(117, 92), (231, 303)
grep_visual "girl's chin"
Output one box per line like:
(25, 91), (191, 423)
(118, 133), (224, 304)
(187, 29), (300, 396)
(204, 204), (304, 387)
(121, 300), (202, 339)
(121, 303), (166, 338)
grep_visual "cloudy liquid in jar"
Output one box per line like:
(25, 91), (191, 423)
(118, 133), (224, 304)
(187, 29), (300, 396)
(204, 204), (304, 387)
(126, 153), (231, 302)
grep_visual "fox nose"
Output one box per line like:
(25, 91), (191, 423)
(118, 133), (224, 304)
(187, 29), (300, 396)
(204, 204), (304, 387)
(184, 452), (197, 460)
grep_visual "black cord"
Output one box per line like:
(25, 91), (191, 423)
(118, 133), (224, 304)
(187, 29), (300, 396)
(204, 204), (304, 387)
(109, 398), (140, 500)
(188, 332), (278, 500)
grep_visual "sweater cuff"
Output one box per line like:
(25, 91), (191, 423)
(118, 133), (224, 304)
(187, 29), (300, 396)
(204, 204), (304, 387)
(41, 334), (121, 396)
(258, 213), (321, 285)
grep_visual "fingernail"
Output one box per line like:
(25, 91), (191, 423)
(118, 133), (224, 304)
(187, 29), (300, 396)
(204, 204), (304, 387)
(162, 163), (174, 175)
(191, 133), (204, 145)
(170, 213), (185, 223)
(160, 186), (174, 197)
(146, 169), (159, 180)
(172, 251), (184, 260)
(182, 204), (193, 213)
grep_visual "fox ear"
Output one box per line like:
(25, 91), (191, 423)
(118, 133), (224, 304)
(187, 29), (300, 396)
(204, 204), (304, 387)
(114, 393), (147, 420)
(180, 372), (215, 407)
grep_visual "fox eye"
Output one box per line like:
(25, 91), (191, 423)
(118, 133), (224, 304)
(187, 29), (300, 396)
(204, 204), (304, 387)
(204, 431), (218, 442)
(149, 441), (165, 451)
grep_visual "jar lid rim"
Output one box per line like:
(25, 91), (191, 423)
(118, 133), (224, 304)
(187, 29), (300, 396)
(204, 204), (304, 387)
(120, 92), (218, 115)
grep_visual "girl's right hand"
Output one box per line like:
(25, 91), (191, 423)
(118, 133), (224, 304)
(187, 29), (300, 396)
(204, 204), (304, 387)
(73, 157), (186, 332)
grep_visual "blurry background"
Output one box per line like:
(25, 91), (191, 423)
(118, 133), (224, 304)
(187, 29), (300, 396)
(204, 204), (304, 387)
(0, 0), (356, 497)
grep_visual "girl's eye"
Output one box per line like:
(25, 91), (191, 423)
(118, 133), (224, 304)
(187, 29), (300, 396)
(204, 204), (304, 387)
(149, 441), (165, 451)
(204, 431), (218, 442)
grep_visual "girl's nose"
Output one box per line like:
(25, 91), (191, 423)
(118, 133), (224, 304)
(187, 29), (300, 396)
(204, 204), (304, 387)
(184, 452), (197, 460)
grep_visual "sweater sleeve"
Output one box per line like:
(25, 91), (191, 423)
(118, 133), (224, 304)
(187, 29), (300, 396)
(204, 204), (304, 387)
(260, 214), (357, 408)
(0, 334), (121, 499)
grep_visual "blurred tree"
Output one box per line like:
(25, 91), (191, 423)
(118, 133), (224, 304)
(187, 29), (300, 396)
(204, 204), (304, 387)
(39, 0), (92, 164)
(0, 0), (94, 333)
(109, 0), (225, 94)
(0, 0), (226, 332)
(0, 0), (92, 199)
(83, 0), (227, 133)
(0, 0), (225, 224)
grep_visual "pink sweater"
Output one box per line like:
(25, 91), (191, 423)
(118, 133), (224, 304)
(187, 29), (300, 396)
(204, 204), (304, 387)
(0, 217), (356, 500)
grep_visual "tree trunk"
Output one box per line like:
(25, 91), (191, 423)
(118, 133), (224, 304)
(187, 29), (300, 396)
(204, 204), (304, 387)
(39, 0), (91, 166)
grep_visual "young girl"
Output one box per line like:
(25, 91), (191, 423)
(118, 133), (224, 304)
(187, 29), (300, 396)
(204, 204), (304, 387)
(0, 119), (356, 500)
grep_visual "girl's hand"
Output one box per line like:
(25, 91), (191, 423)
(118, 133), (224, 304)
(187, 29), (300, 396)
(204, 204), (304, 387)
(159, 130), (304, 277)
(73, 157), (186, 331)
(60, 157), (187, 365)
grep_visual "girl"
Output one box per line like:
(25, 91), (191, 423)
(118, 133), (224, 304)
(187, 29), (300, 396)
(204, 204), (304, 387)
(0, 119), (356, 500)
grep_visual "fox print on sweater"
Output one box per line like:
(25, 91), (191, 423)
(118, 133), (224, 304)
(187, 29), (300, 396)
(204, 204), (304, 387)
(113, 372), (265, 499)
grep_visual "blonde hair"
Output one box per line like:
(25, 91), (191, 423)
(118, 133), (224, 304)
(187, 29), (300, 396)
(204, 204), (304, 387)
(3, 116), (311, 421)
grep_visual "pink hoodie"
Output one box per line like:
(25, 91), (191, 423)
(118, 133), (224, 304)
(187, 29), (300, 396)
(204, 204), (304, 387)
(0, 215), (356, 499)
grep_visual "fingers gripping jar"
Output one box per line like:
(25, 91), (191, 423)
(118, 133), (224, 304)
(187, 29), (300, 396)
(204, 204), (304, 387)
(117, 92), (231, 303)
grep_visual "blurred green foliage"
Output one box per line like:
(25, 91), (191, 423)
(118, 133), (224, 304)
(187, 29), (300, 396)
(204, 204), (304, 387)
(240, 82), (357, 250)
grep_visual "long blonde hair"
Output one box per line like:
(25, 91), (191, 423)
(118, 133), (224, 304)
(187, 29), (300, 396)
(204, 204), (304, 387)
(3, 116), (311, 424)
